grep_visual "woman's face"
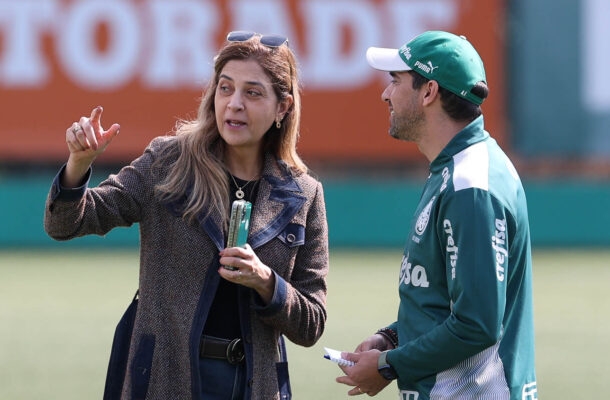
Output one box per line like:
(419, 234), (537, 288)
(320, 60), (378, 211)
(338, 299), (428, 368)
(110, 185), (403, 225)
(215, 59), (292, 153)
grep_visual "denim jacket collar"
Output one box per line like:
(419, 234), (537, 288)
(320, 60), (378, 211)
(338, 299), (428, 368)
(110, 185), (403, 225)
(196, 154), (306, 251)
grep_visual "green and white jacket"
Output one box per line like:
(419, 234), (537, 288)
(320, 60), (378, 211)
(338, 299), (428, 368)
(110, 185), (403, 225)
(385, 116), (537, 400)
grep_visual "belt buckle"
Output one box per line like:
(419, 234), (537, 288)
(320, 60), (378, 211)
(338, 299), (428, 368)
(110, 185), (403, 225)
(226, 338), (244, 365)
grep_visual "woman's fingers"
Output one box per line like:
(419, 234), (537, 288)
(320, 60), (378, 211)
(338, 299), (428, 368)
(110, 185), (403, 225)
(66, 106), (120, 154)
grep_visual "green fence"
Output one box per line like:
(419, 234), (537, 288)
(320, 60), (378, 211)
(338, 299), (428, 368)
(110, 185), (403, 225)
(1, 172), (609, 248)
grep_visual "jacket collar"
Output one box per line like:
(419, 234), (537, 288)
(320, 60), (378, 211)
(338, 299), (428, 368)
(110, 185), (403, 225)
(430, 115), (489, 172)
(199, 154), (306, 250)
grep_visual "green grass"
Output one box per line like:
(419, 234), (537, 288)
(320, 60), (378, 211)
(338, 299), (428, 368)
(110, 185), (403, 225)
(1, 248), (609, 399)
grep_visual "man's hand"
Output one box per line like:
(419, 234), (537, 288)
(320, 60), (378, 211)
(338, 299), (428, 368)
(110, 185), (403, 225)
(336, 349), (393, 396)
(355, 333), (394, 352)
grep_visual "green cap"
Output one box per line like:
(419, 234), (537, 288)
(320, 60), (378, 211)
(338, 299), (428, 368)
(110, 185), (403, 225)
(366, 31), (487, 105)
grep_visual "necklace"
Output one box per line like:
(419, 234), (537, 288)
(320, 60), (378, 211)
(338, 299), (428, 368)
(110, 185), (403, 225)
(230, 174), (257, 199)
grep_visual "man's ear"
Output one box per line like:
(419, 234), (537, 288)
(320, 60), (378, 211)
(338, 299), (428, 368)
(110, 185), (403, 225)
(422, 80), (440, 106)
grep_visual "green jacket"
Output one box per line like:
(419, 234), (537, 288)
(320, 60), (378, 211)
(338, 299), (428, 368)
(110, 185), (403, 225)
(385, 117), (537, 400)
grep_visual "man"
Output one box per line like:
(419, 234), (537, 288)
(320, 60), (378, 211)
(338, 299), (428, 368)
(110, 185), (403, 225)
(336, 31), (538, 400)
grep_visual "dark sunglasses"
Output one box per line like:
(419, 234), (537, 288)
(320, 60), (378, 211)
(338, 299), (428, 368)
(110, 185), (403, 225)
(226, 31), (289, 48)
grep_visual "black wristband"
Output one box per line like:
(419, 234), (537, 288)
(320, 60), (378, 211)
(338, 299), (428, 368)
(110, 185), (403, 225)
(376, 327), (398, 349)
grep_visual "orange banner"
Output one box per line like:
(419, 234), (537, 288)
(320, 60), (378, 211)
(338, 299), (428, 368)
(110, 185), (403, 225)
(0, 0), (505, 165)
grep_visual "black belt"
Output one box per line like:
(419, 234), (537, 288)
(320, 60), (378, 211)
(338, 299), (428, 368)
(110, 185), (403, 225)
(200, 335), (245, 365)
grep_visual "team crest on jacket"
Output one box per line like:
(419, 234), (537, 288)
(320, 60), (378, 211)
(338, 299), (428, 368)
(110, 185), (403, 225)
(415, 196), (435, 235)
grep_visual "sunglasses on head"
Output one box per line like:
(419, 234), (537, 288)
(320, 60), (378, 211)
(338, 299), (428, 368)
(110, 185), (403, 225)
(226, 31), (289, 48)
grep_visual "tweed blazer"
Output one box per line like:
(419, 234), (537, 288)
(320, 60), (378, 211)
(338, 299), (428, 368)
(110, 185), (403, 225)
(44, 136), (329, 400)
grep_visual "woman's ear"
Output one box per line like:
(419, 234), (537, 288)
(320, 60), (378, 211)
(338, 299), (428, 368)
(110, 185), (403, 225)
(278, 94), (294, 117)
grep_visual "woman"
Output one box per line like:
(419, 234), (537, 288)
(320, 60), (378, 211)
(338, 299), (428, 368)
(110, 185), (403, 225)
(44, 31), (329, 400)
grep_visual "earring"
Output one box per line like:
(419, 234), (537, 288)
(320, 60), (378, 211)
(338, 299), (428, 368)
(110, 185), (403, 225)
(276, 119), (281, 129)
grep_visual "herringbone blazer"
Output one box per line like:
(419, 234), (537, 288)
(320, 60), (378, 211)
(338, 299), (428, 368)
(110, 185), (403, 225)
(44, 136), (329, 400)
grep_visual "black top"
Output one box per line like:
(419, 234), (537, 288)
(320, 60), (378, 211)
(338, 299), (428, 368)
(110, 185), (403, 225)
(203, 175), (260, 339)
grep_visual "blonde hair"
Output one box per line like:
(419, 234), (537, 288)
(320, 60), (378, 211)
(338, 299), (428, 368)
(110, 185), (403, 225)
(154, 36), (306, 226)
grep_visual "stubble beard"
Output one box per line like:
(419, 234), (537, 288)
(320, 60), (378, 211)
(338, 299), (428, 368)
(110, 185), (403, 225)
(388, 110), (424, 142)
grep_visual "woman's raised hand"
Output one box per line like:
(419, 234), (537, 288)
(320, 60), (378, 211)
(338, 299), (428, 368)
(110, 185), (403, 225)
(62, 106), (121, 188)
(66, 106), (120, 158)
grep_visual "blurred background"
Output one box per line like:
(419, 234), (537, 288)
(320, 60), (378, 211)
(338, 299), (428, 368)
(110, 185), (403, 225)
(1, 0), (609, 399)
(1, 0), (609, 248)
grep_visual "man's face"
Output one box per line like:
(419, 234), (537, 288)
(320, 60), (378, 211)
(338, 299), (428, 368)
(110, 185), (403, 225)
(381, 71), (425, 142)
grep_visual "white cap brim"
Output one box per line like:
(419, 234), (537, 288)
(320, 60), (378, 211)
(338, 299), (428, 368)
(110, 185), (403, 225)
(366, 47), (412, 72)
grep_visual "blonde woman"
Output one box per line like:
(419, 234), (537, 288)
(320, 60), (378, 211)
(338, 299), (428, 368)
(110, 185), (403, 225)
(44, 31), (329, 400)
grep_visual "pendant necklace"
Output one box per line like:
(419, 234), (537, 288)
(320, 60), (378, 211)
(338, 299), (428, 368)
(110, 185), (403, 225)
(230, 174), (256, 200)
